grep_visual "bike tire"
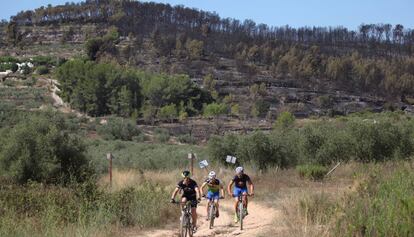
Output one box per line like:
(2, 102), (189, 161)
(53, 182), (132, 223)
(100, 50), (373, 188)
(187, 214), (193, 237)
(209, 202), (215, 229)
(180, 213), (188, 237)
(239, 201), (244, 230)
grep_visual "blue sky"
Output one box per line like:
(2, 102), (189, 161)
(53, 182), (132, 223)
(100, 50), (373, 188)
(1, 0), (413, 30)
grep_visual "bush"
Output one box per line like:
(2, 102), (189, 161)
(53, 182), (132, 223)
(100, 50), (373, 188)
(158, 103), (177, 122)
(154, 128), (170, 143)
(208, 112), (414, 168)
(36, 65), (49, 75)
(208, 134), (239, 165)
(348, 120), (413, 162)
(203, 103), (228, 118)
(178, 134), (196, 144)
(10, 63), (18, 72)
(336, 166), (414, 236)
(31, 56), (53, 66)
(299, 193), (337, 224)
(274, 111), (295, 128)
(0, 56), (19, 63)
(0, 112), (91, 184)
(0, 182), (176, 236)
(296, 164), (328, 181)
(97, 117), (140, 141)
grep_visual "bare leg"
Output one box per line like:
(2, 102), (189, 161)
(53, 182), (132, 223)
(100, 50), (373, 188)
(214, 199), (219, 217)
(234, 197), (239, 213)
(242, 193), (248, 209)
(181, 197), (187, 210)
(191, 207), (197, 227)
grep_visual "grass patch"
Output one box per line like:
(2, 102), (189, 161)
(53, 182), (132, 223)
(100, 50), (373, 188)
(86, 139), (207, 172)
(335, 163), (414, 236)
(0, 181), (176, 237)
(296, 164), (328, 181)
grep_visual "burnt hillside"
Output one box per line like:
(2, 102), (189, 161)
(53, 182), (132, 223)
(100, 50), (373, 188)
(1, 0), (414, 119)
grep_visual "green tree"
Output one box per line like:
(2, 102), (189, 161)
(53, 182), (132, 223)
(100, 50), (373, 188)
(85, 38), (104, 60)
(0, 112), (90, 184)
(274, 111), (295, 128)
(141, 102), (157, 125)
(203, 103), (228, 118)
(158, 104), (178, 123)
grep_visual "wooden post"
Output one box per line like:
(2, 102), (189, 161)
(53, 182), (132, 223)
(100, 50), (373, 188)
(107, 153), (113, 187)
(191, 157), (194, 175)
(188, 153), (195, 175)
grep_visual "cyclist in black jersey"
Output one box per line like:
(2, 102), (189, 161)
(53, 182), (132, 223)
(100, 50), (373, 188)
(227, 166), (254, 223)
(171, 170), (201, 231)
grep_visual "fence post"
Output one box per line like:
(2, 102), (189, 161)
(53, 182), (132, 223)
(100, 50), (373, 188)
(107, 153), (113, 187)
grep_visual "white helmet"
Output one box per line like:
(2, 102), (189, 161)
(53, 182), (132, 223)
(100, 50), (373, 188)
(235, 166), (244, 174)
(208, 171), (216, 179)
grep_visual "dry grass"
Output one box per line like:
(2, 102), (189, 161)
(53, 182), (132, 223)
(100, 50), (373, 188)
(98, 162), (408, 236)
(255, 162), (364, 237)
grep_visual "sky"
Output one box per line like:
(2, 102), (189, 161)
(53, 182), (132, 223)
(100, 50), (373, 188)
(1, 0), (413, 30)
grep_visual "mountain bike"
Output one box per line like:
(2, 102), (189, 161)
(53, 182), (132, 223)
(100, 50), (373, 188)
(172, 200), (195, 237)
(235, 194), (251, 230)
(205, 196), (224, 229)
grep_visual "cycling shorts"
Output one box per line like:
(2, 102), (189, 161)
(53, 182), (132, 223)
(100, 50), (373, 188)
(182, 194), (198, 208)
(207, 191), (220, 200)
(233, 187), (248, 197)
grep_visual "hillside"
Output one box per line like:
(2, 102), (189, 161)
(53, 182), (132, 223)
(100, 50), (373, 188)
(1, 0), (414, 125)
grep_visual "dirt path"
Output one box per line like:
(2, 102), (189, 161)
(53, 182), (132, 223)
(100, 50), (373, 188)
(140, 199), (280, 237)
(39, 78), (89, 118)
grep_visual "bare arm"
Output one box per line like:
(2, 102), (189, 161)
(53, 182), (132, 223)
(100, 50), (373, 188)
(200, 182), (207, 195)
(248, 180), (254, 196)
(227, 180), (234, 197)
(220, 183), (225, 198)
(195, 187), (201, 199)
(171, 187), (180, 200)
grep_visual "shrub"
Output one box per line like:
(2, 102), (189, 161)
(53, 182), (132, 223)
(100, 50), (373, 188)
(31, 56), (53, 66)
(203, 103), (228, 118)
(0, 112), (91, 184)
(349, 120), (411, 162)
(299, 193), (337, 224)
(336, 166), (414, 236)
(178, 134), (196, 144)
(296, 164), (328, 180)
(0, 56), (19, 63)
(10, 63), (18, 72)
(208, 134), (239, 165)
(36, 65), (49, 75)
(154, 128), (170, 143)
(158, 104), (177, 122)
(274, 111), (295, 128)
(97, 117), (140, 141)
(237, 131), (274, 170)
(0, 182), (177, 236)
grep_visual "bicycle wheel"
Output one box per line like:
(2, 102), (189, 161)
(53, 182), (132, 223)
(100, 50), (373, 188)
(239, 201), (244, 230)
(209, 202), (215, 229)
(187, 213), (193, 237)
(180, 213), (188, 237)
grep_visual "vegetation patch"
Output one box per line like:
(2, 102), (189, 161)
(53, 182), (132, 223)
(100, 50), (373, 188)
(296, 164), (328, 181)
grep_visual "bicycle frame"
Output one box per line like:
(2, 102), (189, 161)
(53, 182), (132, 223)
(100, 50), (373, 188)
(236, 194), (249, 230)
(206, 198), (216, 229)
(173, 200), (194, 237)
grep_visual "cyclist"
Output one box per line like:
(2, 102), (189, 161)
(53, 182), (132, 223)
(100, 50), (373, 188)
(170, 170), (201, 232)
(227, 166), (254, 223)
(201, 171), (225, 220)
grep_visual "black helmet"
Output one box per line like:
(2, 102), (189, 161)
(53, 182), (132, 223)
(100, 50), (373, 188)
(181, 170), (191, 178)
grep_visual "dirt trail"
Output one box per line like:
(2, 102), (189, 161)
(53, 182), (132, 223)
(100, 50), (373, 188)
(40, 78), (89, 118)
(140, 199), (280, 237)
